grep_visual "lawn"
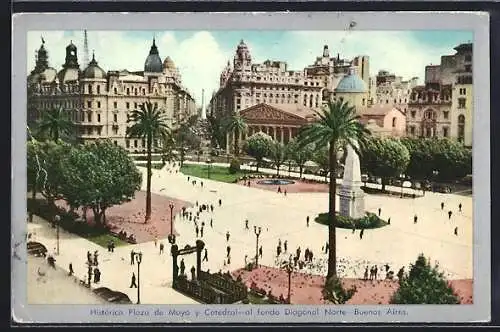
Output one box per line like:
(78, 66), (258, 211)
(180, 164), (260, 183)
(86, 233), (130, 248)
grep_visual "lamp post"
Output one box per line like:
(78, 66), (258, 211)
(400, 174), (404, 198)
(134, 251), (143, 304)
(168, 202), (175, 244)
(432, 170), (439, 193)
(253, 225), (262, 268)
(206, 158), (212, 179)
(282, 255), (294, 304)
(55, 215), (60, 255)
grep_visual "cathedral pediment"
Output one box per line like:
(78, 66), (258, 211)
(240, 103), (309, 123)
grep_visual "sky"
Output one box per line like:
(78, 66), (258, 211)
(27, 30), (473, 106)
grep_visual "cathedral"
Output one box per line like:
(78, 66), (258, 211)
(27, 37), (197, 152)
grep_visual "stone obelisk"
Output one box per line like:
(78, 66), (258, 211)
(339, 142), (365, 219)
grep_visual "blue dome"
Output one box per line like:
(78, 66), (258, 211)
(335, 70), (367, 93)
(144, 39), (163, 73)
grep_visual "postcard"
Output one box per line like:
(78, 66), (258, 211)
(12, 11), (490, 324)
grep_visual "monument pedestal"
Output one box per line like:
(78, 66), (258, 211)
(339, 185), (365, 220)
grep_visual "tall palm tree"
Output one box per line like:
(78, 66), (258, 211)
(297, 100), (370, 282)
(36, 106), (75, 142)
(126, 101), (171, 223)
(224, 113), (248, 156)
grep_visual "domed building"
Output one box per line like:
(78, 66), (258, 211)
(27, 37), (197, 150)
(332, 67), (369, 111)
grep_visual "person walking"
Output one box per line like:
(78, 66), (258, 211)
(387, 218), (391, 225)
(245, 220), (249, 230)
(195, 226), (199, 238)
(93, 251), (99, 266)
(359, 229), (364, 240)
(180, 259), (186, 275)
(154, 236), (158, 247)
(414, 215), (418, 224)
(130, 250), (135, 265)
(363, 266), (369, 280)
(244, 255), (248, 265)
(226, 245), (231, 258)
(459, 203), (462, 212)
(130, 273), (137, 288)
(203, 248), (208, 262)
(226, 231), (230, 242)
(306, 216), (310, 227)
(454, 227), (458, 236)
(210, 219), (213, 228)
(68, 263), (74, 276)
(441, 202), (444, 210)
(219, 199), (222, 207)
(210, 204), (214, 213)
(259, 246), (263, 258)
(448, 210), (453, 220)
(93, 267), (100, 283)
(284, 240), (288, 252)
(378, 208), (381, 216)
(159, 242), (164, 254)
(200, 226), (204, 238)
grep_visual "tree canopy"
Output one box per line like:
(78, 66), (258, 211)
(269, 141), (288, 175)
(286, 139), (314, 177)
(243, 132), (273, 171)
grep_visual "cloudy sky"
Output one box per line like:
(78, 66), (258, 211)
(27, 30), (472, 106)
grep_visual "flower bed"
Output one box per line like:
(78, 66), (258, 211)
(315, 212), (388, 229)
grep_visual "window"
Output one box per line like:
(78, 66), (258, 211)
(142, 88), (146, 95)
(135, 88), (138, 96)
(126, 102), (130, 109)
(97, 86), (100, 94)
(458, 115), (465, 142)
(134, 102), (138, 109)
(88, 84), (92, 94)
(392, 117), (397, 128)
(458, 98), (466, 109)
(87, 112), (92, 122)
(142, 139), (145, 147)
(114, 88), (117, 94)
(443, 127), (449, 137)
(87, 127), (92, 135)
(97, 128), (102, 136)
(410, 126), (416, 135)
(443, 111), (449, 119)
(112, 127), (118, 135)
(460, 88), (467, 95)
(87, 101), (92, 108)
(97, 101), (101, 108)
(465, 55), (472, 62)
(97, 114), (101, 122)
(126, 88), (130, 95)
(113, 114), (118, 122)
(134, 140), (138, 148)
(114, 141), (118, 146)
(126, 140), (130, 148)
(114, 102), (117, 108)
(154, 102), (158, 108)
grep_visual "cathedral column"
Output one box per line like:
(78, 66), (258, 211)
(280, 127), (284, 143)
(288, 127), (292, 142)
(273, 127), (277, 140)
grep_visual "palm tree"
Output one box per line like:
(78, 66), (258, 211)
(297, 100), (370, 282)
(224, 113), (248, 156)
(36, 106), (75, 142)
(126, 101), (171, 223)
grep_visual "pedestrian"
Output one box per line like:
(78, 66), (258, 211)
(296, 247), (301, 259)
(110, 240), (115, 253)
(414, 215), (418, 224)
(378, 208), (381, 216)
(130, 272), (137, 288)
(309, 251), (314, 262)
(187, 176), (190, 182)
(277, 186), (281, 193)
(107, 241), (112, 252)
(374, 265), (378, 280)
(210, 219), (213, 228)
(385, 263), (390, 272)
(201, 181), (204, 188)
(203, 248), (208, 262)
(219, 199), (222, 207)
(93, 267), (100, 283)
(306, 216), (310, 227)
(245, 219), (249, 230)
(202, 221), (205, 228)
(93, 251), (99, 266)
(195, 226), (199, 237)
(244, 255), (248, 265)
(180, 259), (186, 275)
(227, 245), (231, 258)
(277, 245), (281, 257)
(68, 263), (74, 276)
(196, 201), (198, 207)
(363, 266), (368, 280)
(87, 251), (92, 264)
(154, 236), (158, 248)
(360, 229), (364, 240)
(200, 227), (204, 238)
(227, 255), (231, 265)
(448, 210), (452, 220)
(259, 246), (263, 258)
(459, 203), (462, 212)
(441, 202), (444, 210)
(159, 242), (164, 254)
(352, 224), (356, 233)
(397, 267), (405, 281)
(284, 240), (288, 252)
(226, 231), (230, 242)
(387, 218), (391, 225)
(210, 204), (214, 212)
(305, 248), (310, 261)
(454, 227), (458, 236)
(130, 250), (135, 265)
(284, 189), (287, 196)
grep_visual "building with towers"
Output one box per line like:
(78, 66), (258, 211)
(406, 42), (473, 147)
(27, 37), (197, 152)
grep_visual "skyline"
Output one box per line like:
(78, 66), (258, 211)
(27, 30), (473, 105)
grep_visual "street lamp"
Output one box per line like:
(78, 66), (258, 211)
(281, 255), (294, 304)
(55, 215), (60, 255)
(168, 202), (175, 244)
(134, 251), (143, 304)
(206, 158), (212, 179)
(400, 174), (404, 198)
(253, 225), (262, 268)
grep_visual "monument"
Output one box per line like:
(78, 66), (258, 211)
(339, 142), (365, 219)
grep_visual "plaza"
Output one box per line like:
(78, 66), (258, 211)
(27, 162), (473, 304)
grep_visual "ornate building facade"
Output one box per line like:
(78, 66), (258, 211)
(406, 42), (472, 147)
(27, 38), (197, 152)
(372, 70), (419, 113)
(208, 41), (371, 151)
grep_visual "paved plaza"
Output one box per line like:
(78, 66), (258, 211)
(27, 162), (473, 304)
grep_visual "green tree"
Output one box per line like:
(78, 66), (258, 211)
(243, 132), (273, 172)
(296, 100), (370, 282)
(287, 139), (314, 178)
(206, 113), (226, 149)
(401, 137), (438, 180)
(432, 138), (472, 181)
(312, 146), (330, 182)
(60, 140), (142, 226)
(126, 101), (170, 223)
(172, 115), (200, 167)
(26, 140), (72, 213)
(269, 141), (288, 175)
(224, 113), (248, 156)
(36, 106), (75, 142)
(390, 254), (460, 304)
(361, 137), (410, 191)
